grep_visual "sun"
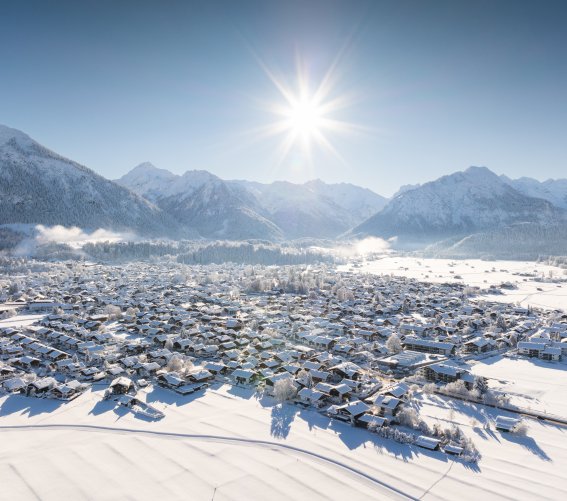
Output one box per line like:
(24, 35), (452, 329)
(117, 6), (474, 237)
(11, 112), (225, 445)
(252, 55), (362, 167)
(285, 97), (324, 139)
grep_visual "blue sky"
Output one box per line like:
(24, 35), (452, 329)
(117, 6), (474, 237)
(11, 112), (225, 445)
(1, 0), (566, 196)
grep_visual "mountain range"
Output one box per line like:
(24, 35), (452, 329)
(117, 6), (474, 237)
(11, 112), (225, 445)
(1, 123), (567, 255)
(116, 163), (387, 240)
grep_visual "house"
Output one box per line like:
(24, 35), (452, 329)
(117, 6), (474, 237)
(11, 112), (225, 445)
(231, 368), (257, 384)
(14, 355), (41, 369)
(187, 368), (213, 383)
(366, 394), (402, 417)
(137, 361), (161, 377)
(329, 362), (363, 381)
(464, 337), (495, 353)
(50, 380), (85, 400)
(27, 300), (61, 312)
(297, 387), (327, 408)
(356, 414), (387, 430)
(109, 376), (134, 395)
(332, 400), (370, 424)
(383, 382), (410, 399)
(518, 341), (562, 361)
(25, 377), (57, 397)
(3, 377), (26, 393)
(203, 361), (228, 375)
(0, 365), (18, 382)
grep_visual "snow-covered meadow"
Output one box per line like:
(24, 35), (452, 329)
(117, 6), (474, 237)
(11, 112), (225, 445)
(1, 383), (566, 500)
(340, 256), (567, 310)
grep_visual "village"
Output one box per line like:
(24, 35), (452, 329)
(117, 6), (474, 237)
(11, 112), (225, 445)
(1, 257), (567, 466)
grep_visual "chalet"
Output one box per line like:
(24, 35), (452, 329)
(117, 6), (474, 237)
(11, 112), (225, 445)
(366, 394), (402, 417)
(157, 372), (186, 389)
(332, 400), (370, 424)
(14, 355), (41, 369)
(357, 414), (387, 430)
(203, 361), (228, 375)
(0, 365), (18, 382)
(3, 377), (26, 393)
(326, 383), (352, 402)
(187, 368), (213, 383)
(25, 377), (57, 396)
(137, 361), (161, 377)
(297, 387), (327, 408)
(464, 337), (496, 354)
(383, 382), (410, 399)
(109, 376), (134, 395)
(329, 362), (362, 381)
(231, 368), (257, 384)
(50, 380), (85, 400)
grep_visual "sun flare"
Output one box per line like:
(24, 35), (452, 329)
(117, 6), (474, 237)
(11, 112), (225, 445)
(253, 56), (362, 167)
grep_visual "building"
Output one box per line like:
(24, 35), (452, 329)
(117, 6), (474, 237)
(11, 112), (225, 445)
(402, 337), (455, 356)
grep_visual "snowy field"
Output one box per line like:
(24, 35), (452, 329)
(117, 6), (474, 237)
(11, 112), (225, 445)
(1, 383), (566, 500)
(470, 355), (567, 418)
(339, 257), (567, 310)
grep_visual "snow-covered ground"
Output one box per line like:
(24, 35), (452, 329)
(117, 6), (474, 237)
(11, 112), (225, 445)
(0, 314), (45, 329)
(470, 355), (567, 417)
(340, 257), (567, 310)
(1, 383), (566, 500)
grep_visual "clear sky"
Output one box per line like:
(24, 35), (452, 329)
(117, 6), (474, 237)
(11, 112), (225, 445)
(1, 0), (566, 196)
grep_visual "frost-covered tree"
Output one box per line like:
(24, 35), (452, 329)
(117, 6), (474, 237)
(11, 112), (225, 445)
(386, 333), (402, 354)
(273, 378), (297, 403)
(104, 304), (122, 320)
(474, 376), (489, 395)
(166, 354), (185, 373)
(296, 369), (313, 388)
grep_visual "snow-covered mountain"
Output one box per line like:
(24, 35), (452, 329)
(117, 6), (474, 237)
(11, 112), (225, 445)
(234, 179), (386, 239)
(117, 164), (283, 240)
(350, 166), (567, 245)
(0, 125), (184, 238)
(501, 175), (567, 209)
(118, 164), (387, 240)
(4, 123), (565, 250)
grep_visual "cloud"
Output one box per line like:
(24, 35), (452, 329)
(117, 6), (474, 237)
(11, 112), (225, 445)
(34, 225), (130, 247)
(311, 236), (393, 258)
(12, 224), (134, 256)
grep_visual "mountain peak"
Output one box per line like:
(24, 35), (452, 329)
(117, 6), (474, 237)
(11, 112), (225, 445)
(463, 165), (498, 179)
(131, 161), (161, 172)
